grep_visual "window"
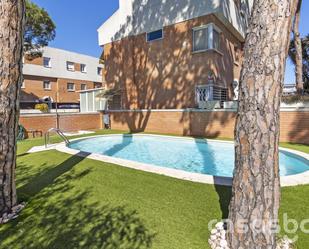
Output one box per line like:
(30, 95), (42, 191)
(94, 82), (102, 89)
(43, 81), (51, 90)
(213, 29), (220, 50)
(21, 80), (25, 89)
(67, 83), (75, 91)
(193, 27), (209, 52)
(66, 61), (75, 71)
(97, 67), (103, 76)
(193, 24), (221, 52)
(147, 29), (163, 42)
(81, 64), (87, 73)
(43, 57), (51, 68)
(101, 45), (105, 60)
(81, 84), (87, 91)
(234, 46), (241, 62)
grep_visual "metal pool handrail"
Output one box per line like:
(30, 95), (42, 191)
(45, 128), (70, 148)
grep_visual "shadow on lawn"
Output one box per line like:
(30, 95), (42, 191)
(214, 184), (232, 219)
(191, 138), (232, 220)
(1, 153), (155, 249)
(17, 152), (90, 200)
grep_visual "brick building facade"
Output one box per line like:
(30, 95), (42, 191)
(98, 0), (253, 110)
(22, 47), (104, 109)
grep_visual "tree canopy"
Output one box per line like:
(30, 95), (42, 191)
(289, 35), (309, 92)
(24, 0), (56, 56)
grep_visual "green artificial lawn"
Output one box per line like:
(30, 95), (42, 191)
(0, 130), (308, 249)
(279, 142), (309, 154)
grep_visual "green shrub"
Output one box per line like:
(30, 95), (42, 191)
(35, 103), (49, 112)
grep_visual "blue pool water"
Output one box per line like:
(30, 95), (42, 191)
(69, 135), (309, 177)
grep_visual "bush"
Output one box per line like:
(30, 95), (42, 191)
(35, 103), (49, 112)
(282, 94), (309, 104)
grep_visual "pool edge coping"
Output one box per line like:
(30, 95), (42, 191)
(55, 134), (309, 187)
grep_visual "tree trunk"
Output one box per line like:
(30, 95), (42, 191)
(293, 0), (303, 93)
(0, 0), (25, 216)
(228, 1), (298, 248)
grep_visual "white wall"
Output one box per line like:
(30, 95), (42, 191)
(98, 0), (134, 45)
(23, 47), (103, 82)
(98, 0), (253, 46)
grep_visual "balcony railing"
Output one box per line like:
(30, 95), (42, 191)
(196, 85), (228, 102)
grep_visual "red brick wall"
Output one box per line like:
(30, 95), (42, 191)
(20, 113), (102, 134)
(19, 110), (309, 145)
(22, 75), (102, 104)
(103, 14), (243, 109)
(280, 111), (309, 145)
(22, 75), (58, 102)
(58, 113), (102, 132)
(57, 78), (102, 103)
(20, 114), (57, 134)
(109, 110), (309, 145)
(24, 56), (43, 66)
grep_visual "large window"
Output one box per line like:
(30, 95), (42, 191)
(67, 83), (75, 91)
(66, 61), (75, 71)
(147, 29), (163, 42)
(43, 57), (51, 68)
(213, 29), (220, 50)
(193, 27), (209, 52)
(81, 64), (87, 73)
(43, 80), (51, 90)
(81, 84), (87, 91)
(193, 24), (221, 52)
(97, 67), (103, 76)
(234, 45), (241, 63)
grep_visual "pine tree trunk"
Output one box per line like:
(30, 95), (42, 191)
(293, 0), (303, 93)
(228, 1), (298, 248)
(0, 0), (25, 216)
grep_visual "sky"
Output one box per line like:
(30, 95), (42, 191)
(31, 0), (119, 58)
(32, 0), (309, 84)
(284, 1), (309, 84)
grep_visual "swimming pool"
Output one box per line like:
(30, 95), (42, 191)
(68, 134), (309, 177)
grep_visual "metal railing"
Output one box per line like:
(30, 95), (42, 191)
(45, 128), (70, 148)
(213, 87), (227, 101)
(196, 85), (228, 102)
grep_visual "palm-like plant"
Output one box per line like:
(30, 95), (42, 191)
(289, 35), (309, 92)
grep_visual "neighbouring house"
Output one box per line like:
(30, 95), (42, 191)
(283, 84), (297, 96)
(22, 47), (104, 109)
(97, 0), (253, 110)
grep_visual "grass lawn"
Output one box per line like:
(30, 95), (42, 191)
(0, 130), (308, 249)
